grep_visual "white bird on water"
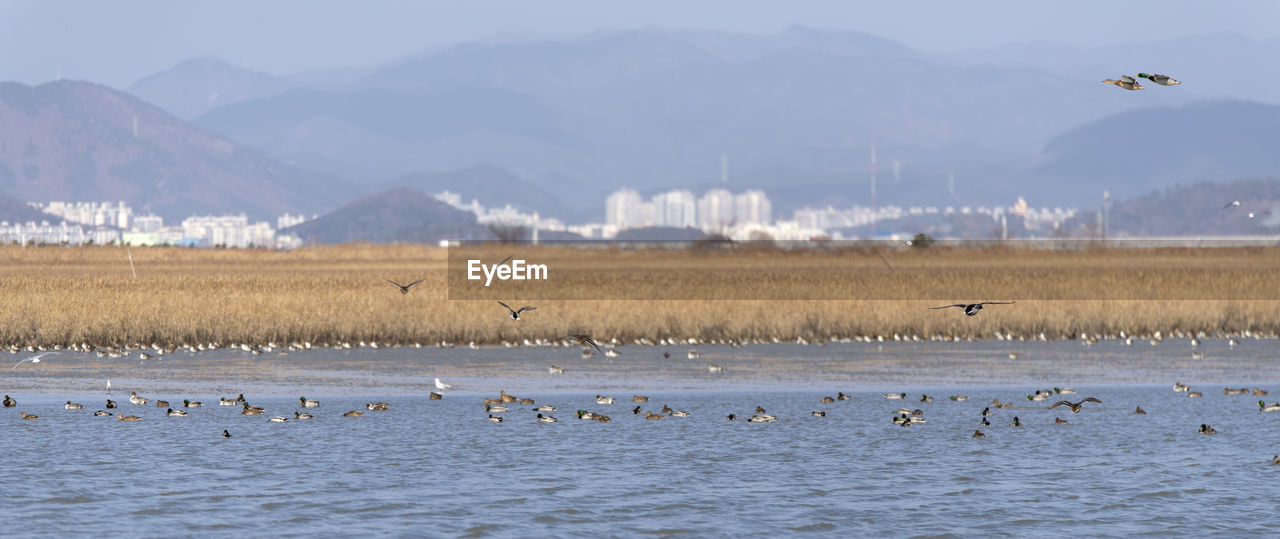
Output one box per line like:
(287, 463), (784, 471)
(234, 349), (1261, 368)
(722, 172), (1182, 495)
(435, 378), (453, 391)
(12, 351), (58, 368)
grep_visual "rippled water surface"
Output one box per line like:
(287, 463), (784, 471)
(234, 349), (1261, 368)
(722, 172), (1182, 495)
(5, 340), (1280, 535)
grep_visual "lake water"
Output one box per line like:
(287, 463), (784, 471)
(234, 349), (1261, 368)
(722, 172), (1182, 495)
(4, 340), (1280, 535)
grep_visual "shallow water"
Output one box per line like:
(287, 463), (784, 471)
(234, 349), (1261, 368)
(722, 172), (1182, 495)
(4, 341), (1280, 535)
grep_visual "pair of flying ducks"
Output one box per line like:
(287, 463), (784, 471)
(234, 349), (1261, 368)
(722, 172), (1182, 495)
(1103, 73), (1179, 91)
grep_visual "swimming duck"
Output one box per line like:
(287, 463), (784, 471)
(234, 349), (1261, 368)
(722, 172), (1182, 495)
(980, 417), (990, 426)
(950, 395), (969, 402)
(920, 395), (933, 402)
(661, 404), (674, 415)
(219, 397), (237, 406)
(1273, 455), (1280, 465)
(19, 411), (38, 420)
(236, 394), (246, 403)
(837, 392), (851, 401)
(633, 395), (649, 402)
(812, 411), (826, 417)
(1173, 383), (1190, 392)
(1102, 76), (1144, 90)
(981, 407), (992, 416)
(366, 402), (389, 411)
(895, 408), (924, 416)
(726, 414), (737, 421)
(1254, 388), (1269, 396)
(633, 405), (642, 414)
(488, 414), (503, 422)
(106, 399), (117, 409)
(1259, 401), (1280, 412)
(821, 396), (835, 403)
(343, 410), (364, 417)
(2, 395), (13, 407)
(155, 400), (170, 408)
(1027, 393), (1049, 401)
(294, 411), (313, 420)
(1055, 417), (1068, 424)
(930, 301), (1014, 316)
(300, 396), (320, 408)
(166, 408), (189, 417)
(65, 401), (83, 410)
(222, 430), (232, 438)
(1012, 417), (1022, 427)
(592, 414), (612, 422)
(884, 393), (906, 400)
(1199, 424), (1217, 435)
(93, 410), (111, 416)
(596, 395), (615, 405)
(548, 365), (564, 375)
(755, 406), (767, 414)
(747, 414), (777, 422)
(117, 413), (141, 421)
(429, 392), (443, 400)
(1049, 398), (1102, 413)
(1225, 388), (1249, 396)
(576, 410), (596, 420)
(241, 403), (265, 415)
(536, 413), (557, 423)
(687, 350), (699, 359)
(1137, 73), (1179, 86)
(269, 416), (288, 423)
(1188, 391), (1203, 398)
(485, 404), (508, 413)
(1054, 387), (1076, 395)
(1135, 406), (1147, 415)
(183, 399), (202, 408)
(972, 430), (985, 438)
(645, 412), (665, 420)
(534, 405), (556, 412)
(671, 410), (691, 417)
(129, 392), (149, 405)
(520, 398), (535, 405)
(604, 349), (620, 358)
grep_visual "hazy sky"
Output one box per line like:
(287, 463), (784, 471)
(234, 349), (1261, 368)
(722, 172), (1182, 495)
(2, 0), (1277, 88)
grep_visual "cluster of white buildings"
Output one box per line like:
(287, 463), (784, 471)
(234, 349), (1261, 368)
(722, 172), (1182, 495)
(793, 198), (1076, 233)
(15, 201), (309, 248)
(605, 189), (772, 231)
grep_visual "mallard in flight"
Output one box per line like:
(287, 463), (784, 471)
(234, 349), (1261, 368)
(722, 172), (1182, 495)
(1137, 73), (1179, 86)
(931, 302), (1014, 316)
(1049, 397), (1102, 413)
(566, 335), (604, 356)
(1102, 75), (1144, 90)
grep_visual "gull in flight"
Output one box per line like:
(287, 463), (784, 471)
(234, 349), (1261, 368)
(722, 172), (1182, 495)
(386, 278), (425, 294)
(566, 335), (604, 357)
(12, 351), (59, 368)
(497, 301), (536, 320)
(434, 378), (453, 391)
(930, 302), (1014, 316)
(1223, 200), (1241, 210)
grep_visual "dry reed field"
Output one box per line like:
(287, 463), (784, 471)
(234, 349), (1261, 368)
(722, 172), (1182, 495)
(1, 243), (1278, 348)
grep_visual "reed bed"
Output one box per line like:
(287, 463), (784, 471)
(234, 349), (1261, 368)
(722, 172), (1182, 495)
(0, 244), (1277, 349)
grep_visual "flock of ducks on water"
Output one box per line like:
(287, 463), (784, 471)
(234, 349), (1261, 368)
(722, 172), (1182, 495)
(4, 391), (392, 429)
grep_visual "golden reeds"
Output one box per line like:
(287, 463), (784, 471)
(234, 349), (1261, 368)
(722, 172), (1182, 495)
(0, 244), (1277, 348)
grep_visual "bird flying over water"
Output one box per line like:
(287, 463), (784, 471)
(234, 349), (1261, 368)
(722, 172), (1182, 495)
(1223, 200), (1241, 210)
(12, 351), (59, 368)
(386, 278), (425, 294)
(1137, 73), (1180, 86)
(497, 301), (536, 320)
(930, 302), (1014, 316)
(1049, 397), (1102, 413)
(1102, 75), (1144, 90)
(567, 335), (604, 357)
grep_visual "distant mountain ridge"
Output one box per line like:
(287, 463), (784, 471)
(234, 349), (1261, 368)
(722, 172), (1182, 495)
(0, 80), (352, 222)
(282, 186), (490, 244)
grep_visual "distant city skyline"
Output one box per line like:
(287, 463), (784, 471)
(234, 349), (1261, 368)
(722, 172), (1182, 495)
(2, 1), (1278, 88)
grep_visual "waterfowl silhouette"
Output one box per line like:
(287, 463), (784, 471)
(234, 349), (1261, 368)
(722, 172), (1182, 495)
(497, 301), (536, 320)
(241, 403), (264, 415)
(155, 400), (170, 408)
(1012, 417), (1022, 427)
(2, 395), (13, 407)
(1137, 73), (1179, 86)
(1199, 424), (1217, 435)
(1135, 406), (1147, 415)
(931, 302), (1014, 316)
(981, 407), (991, 416)
(755, 406), (767, 414)
(633, 405), (642, 415)
(980, 417), (990, 426)
(222, 430), (232, 438)
(343, 410), (364, 417)
(821, 396), (835, 403)
(812, 411), (826, 417)
(1273, 455), (1280, 465)
(727, 414), (737, 421)
(106, 399), (117, 409)
(950, 395), (969, 402)
(386, 278), (425, 294)
(1055, 417), (1068, 424)
(633, 395), (649, 402)
(567, 335), (604, 356)
(972, 430), (985, 438)
(1102, 75), (1144, 90)
(1049, 398), (1102, 413)
(93, 410), (110, 416)
(1173, 382), (1190, 392)
(884, 393), (906, 400)
(747, 414), (777, 422)
(837, 392), (851, 401)
(429, 392), (443, 400)
(534, 405), (556, 412)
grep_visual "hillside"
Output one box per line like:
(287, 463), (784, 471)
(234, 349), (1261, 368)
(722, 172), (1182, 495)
(0, 80), (352, 222)
(282, 187), (490, 244)
(1028, 100), (1280, 204)
(1070, 178), (1280, 237)
(0, 194), (54, 224)
(127, 57), (293, 120)
(370, 165), (574, 220)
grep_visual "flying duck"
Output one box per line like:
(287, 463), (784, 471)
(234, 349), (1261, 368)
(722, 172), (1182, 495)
(1102, 75), (1144, 90)
(386, 278), (425, 294)
(1137, 73), (1179, 86)
(1049, 398), (1102, 413)
(567, 335), (604, 357)
(930, 301), (1014, 316)
(497, 301), (536, 320)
